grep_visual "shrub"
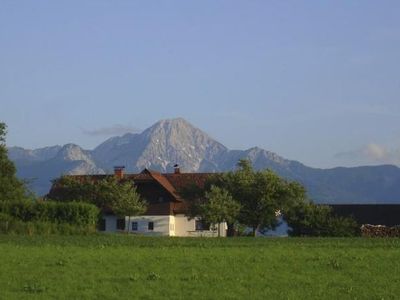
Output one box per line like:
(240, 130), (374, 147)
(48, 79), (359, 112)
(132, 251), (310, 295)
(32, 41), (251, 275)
(284, 203), (360, 237)
(0, 218), (96, 235)
(0, 200), (99, 227)
(0, 212), (14, 232)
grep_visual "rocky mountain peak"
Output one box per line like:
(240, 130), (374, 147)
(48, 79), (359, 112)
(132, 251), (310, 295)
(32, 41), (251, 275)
(56, 144), (90, 162)
(52, 144), (105, 176)
(246, 147), (289, 165)
(136, 118), (227, 172)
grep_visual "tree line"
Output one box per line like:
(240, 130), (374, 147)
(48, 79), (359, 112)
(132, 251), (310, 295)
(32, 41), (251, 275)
(181, 159), (359, 237)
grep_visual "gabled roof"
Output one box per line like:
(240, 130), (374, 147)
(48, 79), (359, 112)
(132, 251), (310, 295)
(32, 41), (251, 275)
(49, 169), (216, 204)
(140, 169), (182, 201)
(164, 173), (212, 191)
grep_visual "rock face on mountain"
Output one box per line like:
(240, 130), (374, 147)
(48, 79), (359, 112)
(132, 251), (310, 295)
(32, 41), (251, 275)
(8, 118), (400, 203)
(92, 118), (227, 173)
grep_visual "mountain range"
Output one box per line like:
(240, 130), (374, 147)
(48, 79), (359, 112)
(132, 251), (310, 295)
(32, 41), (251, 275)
(8, 118), (400, 203)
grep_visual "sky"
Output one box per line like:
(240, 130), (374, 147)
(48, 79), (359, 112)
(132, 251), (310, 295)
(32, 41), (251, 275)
(1, 1), (400, 168)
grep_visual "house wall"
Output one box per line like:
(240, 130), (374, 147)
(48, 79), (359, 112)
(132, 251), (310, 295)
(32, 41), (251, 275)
(174, 214), (227, 237)
(124, 215), (174, 236)
(102, 214), (226, 237)
(174, 214), (195, 236)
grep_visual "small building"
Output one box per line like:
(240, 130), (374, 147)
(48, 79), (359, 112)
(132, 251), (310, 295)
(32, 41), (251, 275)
(330, 204), (400, 226)
(49, 166), (227, 237)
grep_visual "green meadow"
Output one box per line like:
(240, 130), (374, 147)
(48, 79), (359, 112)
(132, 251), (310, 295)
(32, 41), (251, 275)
(0, 235), (399, 299)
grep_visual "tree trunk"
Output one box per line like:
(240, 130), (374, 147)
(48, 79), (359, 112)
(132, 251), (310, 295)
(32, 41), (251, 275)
(226, 223), (235, 237)
(127, 216), (130, 234)
(253, 225), (259, 237)
(218, 223), (221, 237)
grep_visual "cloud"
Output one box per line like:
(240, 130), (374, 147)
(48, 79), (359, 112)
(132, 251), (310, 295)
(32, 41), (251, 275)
(82, 124), (141, 137)
(335, 143), (400, 166)
(361, 143), (388, 160)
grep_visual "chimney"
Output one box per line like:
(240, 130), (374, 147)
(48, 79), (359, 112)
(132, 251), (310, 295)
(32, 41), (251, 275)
(173, 164), (181, 174)
(114, 166), (125, 179)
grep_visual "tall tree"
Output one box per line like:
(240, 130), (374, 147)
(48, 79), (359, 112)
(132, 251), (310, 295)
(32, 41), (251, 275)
(186, 159), (307, 237)
(48, 176), (96, 202)
(0, 122), (26, 201)
(195, 185), (241, 237)
(220, 160), (286, 236)
(110, 180), (147, 233)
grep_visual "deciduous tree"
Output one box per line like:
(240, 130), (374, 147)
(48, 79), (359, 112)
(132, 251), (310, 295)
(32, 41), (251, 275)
(110, 180), (147, 233)
(0, 122), (27, 202)
(183, 159), (308, 237)
(49, 176), (147, 233)
(283, 201), (359, 237)
(195, 185), (241, 237)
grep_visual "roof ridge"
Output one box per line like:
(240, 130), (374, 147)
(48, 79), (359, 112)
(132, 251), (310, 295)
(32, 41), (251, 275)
(141, 168), (163, 176)
(145, 169), (182, 201)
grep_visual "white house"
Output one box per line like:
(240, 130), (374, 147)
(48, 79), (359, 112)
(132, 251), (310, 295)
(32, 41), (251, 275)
(51, 166), (227, 237)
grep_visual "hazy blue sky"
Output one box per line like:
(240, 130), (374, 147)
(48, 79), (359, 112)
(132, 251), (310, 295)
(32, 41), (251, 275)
(1, 1), (400, 168)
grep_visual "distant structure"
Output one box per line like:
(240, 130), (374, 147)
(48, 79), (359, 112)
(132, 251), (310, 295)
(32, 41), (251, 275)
(49, 167), (226, 237)
(330, 204), (400, 227)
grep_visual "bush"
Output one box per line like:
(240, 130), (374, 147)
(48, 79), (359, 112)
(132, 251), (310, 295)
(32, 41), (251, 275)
(284, 203), (360, 237)
(0, 200), (99, 227)
(0, 212), (14, 232)
(0, 213), (96, 235)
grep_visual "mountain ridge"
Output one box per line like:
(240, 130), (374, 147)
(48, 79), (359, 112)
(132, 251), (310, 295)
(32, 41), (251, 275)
(8, 118), (400, 203)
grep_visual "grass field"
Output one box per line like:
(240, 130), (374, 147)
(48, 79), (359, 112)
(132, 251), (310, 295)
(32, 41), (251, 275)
(0, 235), (399, 299)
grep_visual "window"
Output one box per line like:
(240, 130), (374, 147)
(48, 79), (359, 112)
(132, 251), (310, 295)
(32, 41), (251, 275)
(148, 221), (154, 231)
(116, 218), (125, 230)
(132, 222), (138, 231)
(98, 219), (106, 231)
(195, 220), (210, 231)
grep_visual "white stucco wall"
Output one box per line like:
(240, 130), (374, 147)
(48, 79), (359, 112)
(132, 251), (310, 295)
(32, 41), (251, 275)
(174, 214), (227, 237)
(124, 215), (174, 236)
(174, 214), (195, 237)
(102, 214), (226, 237)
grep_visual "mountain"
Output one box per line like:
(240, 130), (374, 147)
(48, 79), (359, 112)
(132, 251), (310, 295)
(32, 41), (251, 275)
(8, 118), (400, 203)
(11, 144), (104, 195)
(8, 145), (62, 162)
(92, 118), (227, 173)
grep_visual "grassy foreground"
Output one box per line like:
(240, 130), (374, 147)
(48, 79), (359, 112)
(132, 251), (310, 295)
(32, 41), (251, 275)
(0, 235), (399, 299)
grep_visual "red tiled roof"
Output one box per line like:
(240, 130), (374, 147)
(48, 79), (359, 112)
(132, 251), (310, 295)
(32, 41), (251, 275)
(52, 169), (216, 203)
(141, 169), (182, 201)
(163, 173), (213, 191)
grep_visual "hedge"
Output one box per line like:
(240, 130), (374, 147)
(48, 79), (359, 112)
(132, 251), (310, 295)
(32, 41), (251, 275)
(0, 213), (97, 235)
(284, 203), (360, 237)
(0, 200), (100, 227)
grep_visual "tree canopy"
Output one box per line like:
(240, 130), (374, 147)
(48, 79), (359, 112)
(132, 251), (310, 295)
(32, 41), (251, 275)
(218, 159), (307, 235)
(192, 185), (241, 237)
(283, 201), (359, 237)
(111, 182), (147, 233)
(0, 122), (27, 202)
(48, 176), (147, 219)
(182, 159), (308, 236)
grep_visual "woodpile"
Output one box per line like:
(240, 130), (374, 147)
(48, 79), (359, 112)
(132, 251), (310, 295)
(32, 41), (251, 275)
(361, 224), (400, 237)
